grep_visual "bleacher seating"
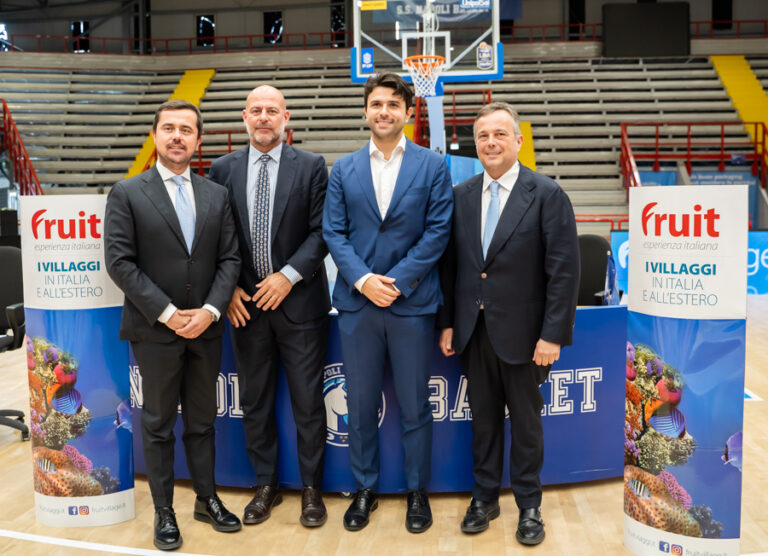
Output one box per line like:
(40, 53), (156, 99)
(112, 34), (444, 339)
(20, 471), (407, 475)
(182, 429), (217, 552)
(0, 69), (183, 187)
(2, 52), (762, 236)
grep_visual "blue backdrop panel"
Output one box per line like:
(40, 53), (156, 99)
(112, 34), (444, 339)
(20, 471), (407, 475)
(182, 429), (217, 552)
(133, 306), (626, 492)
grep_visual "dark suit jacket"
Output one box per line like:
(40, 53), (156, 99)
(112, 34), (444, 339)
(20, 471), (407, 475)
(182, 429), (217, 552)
(105, 166), (240, 343)
(437, 165), (580, 364)
(208, 143), (331, 323)
(323, 139), (453, 316)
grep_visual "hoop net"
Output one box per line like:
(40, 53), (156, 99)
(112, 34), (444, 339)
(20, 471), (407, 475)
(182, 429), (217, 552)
(404, 54), (446, 98)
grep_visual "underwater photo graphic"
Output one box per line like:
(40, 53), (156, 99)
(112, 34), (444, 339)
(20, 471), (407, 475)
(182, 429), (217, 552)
(25, 308), (133, 499)
(624, 312), (745, 539)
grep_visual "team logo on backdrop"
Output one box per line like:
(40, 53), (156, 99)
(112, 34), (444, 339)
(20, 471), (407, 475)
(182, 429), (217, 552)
(323, 362), (386, 447)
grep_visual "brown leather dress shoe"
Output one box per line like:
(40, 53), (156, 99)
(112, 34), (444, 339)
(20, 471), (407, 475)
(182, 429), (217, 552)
(300, 486), (327, 527)
(243, 485), (282, 525)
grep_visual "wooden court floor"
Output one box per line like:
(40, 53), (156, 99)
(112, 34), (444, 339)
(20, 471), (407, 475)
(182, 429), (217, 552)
(1, 298), (767, 555)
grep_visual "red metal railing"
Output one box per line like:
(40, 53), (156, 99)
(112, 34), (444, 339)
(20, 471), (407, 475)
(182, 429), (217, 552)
(1, 99), (43, 196)
(142, 129), (293, 175)
(7, 20), (767, 55)
(575, 215), (629, 231)
(620, 121), (768, 191)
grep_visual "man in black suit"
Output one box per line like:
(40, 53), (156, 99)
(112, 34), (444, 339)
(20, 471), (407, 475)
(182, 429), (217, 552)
(105, 100), (242, 550)
(208, 85), (331, 528)
(437, 102), (579, 545)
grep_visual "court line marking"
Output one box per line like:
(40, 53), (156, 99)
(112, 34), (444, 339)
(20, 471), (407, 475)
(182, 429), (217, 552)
(745, 387), (764, 401)
(0, 528), (211, 555)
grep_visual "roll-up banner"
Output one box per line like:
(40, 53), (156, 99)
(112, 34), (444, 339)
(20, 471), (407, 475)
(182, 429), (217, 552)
(20, 195), (134, 527)
(624, 186), (747, 556)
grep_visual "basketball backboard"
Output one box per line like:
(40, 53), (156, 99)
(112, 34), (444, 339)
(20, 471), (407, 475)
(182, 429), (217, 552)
(351, 0), (503, 86)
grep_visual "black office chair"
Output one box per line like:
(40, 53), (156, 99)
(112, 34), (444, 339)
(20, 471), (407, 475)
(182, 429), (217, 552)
(577, 234), (614, 306)
(0, 245), (29, 441)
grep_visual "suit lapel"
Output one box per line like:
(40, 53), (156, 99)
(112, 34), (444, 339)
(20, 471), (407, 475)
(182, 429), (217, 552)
(484, 165), (535, 265)
(458, 174), (485, 268)
(384, 139), (424, 220)
(271, 142), (296, 240)
(141, 167), (188, 252)
(230, 147), (250, 249)
(351, 146), (381, 221)
(190, 172), (211, 254)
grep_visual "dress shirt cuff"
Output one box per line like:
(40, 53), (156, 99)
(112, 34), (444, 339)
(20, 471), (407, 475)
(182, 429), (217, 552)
(354, 273), (374, 292)
(158, 303), (177, 324)
(279, 264), (303, 286)
(202, 304), (220, 322)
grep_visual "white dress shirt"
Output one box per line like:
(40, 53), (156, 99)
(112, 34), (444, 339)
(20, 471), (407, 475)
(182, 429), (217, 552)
(246, 143), (302, 286)
(155, 161), (220, 324)
(354, 135), (407, 292)
(481, 161), (520, 238)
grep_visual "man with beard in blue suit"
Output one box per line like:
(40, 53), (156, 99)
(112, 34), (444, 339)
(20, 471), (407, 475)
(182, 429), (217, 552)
(323, 73), (453, 534)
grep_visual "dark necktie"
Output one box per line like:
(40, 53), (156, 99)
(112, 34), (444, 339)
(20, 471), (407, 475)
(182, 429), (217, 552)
(252, 154), (272, 278)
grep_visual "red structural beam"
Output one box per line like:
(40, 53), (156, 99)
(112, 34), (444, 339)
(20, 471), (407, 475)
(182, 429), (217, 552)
(1, 99), (43, 196)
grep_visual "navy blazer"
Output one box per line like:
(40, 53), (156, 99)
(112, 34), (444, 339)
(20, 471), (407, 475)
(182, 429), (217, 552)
(208, 143), (331, 323)
(105, 166), (240, 343)
(323, 139), (453, 316)
(437, 165), (580, 364)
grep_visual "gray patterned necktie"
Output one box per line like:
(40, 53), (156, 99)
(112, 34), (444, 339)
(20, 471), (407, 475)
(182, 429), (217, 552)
(172, 174), (195, 253)
(252, 154), (272, 278)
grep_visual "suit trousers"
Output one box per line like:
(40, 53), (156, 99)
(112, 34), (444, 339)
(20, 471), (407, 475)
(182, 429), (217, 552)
(231, 303), (329, 488)
(459, 313), (545, 509)
(337, 304), (435, 492)
(132, 336), (222, 508)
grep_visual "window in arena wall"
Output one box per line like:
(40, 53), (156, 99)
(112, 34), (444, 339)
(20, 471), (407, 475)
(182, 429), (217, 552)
(197, 14), (215, 48)
(264, 11), (283, 44)
(71, 20), (89, 53)
(0, 23), (7, 51)
(331, 2), (346, 47)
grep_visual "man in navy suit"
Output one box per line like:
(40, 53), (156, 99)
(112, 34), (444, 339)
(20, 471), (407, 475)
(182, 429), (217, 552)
(323, 73), (453, 533)
(438, 102), (579, 545)
(105, 100), (242, 550)
(209, 86), (331, 528)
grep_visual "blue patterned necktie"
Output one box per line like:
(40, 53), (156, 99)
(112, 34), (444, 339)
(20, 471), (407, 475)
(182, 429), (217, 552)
(172, 174), (195, 253)
(482, 180), (500, 259)
(252, 154), (272, 279)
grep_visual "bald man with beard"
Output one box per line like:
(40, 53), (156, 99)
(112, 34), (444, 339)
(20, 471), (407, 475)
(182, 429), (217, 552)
(209, 86), (332, 528)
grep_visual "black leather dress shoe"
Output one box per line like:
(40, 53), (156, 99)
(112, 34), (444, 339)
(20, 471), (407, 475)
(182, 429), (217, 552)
(405, 490), (432, 533)
(516, 507), (545, 545)
(300, 486), (327, 527)
(243, 485), (283, 525)
(193, 495), (242, 532)
(154, 506), (182, 550)
(460, 498), (500, 534)
(343, 489), (378, 531)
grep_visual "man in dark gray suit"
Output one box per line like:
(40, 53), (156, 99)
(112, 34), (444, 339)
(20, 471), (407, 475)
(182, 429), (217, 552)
(105, 100), (242, 551)
(438, 102), (579, 545)
(208, 86), (331, 528)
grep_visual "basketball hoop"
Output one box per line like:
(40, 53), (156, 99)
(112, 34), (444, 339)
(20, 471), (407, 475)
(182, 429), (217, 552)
(404, 54), (446, 98)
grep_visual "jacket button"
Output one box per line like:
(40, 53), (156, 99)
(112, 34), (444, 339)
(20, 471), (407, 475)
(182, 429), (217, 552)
(481, 272), (487, 279)
(379, 225), (385, 232)
(185, 284), (192, 291)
